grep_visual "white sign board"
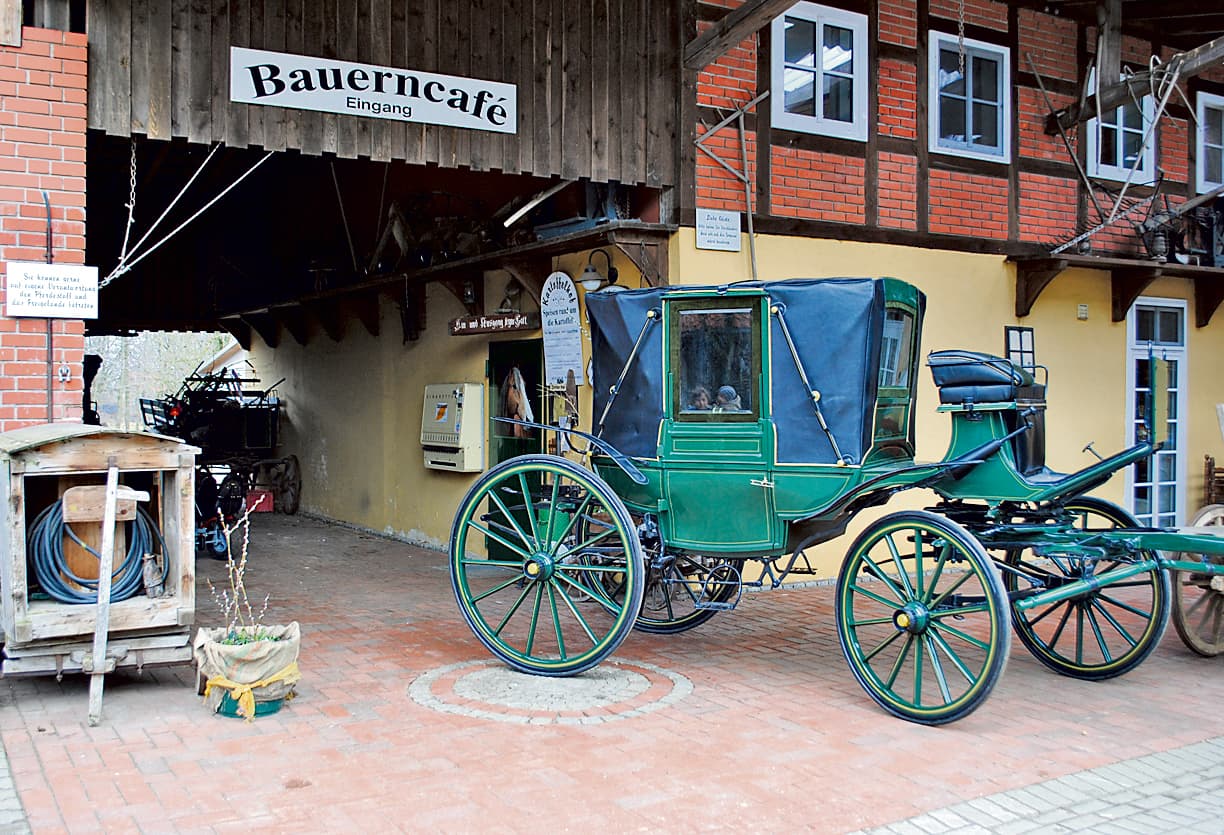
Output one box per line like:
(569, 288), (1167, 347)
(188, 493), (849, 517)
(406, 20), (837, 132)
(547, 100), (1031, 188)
(3, 261), (98, 318)
(540, 272), (585, 386)
(695, 208), (742, 251)
(230, 47), (517, 134)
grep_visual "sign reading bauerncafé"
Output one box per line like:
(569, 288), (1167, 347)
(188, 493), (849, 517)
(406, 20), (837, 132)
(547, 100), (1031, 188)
(230, 47), (517, 134)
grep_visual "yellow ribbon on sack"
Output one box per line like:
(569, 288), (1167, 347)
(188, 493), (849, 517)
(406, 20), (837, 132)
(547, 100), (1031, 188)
(204, 662), (301, 722)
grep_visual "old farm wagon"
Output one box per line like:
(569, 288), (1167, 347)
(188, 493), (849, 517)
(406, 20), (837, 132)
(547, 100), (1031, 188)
(448, 278), (1224, 724)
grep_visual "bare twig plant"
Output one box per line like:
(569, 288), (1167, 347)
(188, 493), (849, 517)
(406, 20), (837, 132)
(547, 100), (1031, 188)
(206, 493), (273, 644)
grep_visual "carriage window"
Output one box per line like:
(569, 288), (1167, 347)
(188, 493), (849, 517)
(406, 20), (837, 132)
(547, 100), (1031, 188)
(677, 306), (756, 419)
(879, 309), (915, 389)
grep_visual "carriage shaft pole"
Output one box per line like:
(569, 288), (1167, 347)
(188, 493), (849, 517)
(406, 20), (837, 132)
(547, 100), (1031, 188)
(1012, 559), (1159, 611)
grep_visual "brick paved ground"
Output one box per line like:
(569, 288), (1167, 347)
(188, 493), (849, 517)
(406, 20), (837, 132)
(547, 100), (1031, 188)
(1, 513), (1222, 833)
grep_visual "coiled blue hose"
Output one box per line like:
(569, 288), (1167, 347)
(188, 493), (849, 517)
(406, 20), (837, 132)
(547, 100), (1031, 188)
(27, 500), (169, 604)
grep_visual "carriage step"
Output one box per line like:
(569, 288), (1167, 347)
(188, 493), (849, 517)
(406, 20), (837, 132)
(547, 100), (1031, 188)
(694, 599), (738, 612)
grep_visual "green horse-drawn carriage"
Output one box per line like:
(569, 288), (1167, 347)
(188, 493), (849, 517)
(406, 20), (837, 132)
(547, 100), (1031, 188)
(449, 277), (1224, 724)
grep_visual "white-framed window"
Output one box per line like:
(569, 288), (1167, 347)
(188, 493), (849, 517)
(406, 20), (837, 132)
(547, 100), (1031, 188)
(1086, 70), (1156, 183)
(927, 32), (1011, 162)
(770, 2), (868, 142)
(1196, 91), (1224, 194)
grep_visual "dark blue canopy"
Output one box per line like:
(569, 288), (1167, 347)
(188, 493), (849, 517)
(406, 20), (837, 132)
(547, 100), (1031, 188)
(587, 278), (910, 464)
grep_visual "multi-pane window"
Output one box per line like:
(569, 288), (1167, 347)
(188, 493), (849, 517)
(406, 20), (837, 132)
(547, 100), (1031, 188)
(1087, 71), (1156, 183)
(1004, 326), (1036, 371)
(1128, 301), (1187, 528)
(928, 33), (1010, 162)
(1196, 92), (1224, 194)
(770, 3), (868, 142)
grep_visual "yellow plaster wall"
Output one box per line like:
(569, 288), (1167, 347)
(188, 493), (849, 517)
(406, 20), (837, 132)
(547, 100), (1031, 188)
(253, 230), (1224, 569)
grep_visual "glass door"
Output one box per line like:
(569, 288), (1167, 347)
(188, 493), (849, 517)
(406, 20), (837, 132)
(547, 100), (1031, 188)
(1127, 300), (1188, 527)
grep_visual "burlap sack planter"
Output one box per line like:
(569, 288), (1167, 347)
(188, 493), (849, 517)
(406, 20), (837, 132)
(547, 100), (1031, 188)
(193, 621), (301, 721)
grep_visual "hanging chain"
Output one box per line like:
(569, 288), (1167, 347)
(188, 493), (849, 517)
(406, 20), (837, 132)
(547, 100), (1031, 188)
(957, 0), (967, 79)
(102, 138), (138, 288)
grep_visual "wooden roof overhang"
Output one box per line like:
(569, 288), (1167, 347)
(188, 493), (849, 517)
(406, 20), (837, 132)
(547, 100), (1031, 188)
(1009, 254), (1224, 327)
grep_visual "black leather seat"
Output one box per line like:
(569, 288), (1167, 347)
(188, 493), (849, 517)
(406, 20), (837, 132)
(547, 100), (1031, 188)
(928, 350), (1043, 405)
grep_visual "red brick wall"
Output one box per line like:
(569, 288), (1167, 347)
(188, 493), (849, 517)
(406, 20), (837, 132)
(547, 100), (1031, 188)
(771, 147), (865, 223)
(1017, 173), (1077, 245)
(929, 170), (1008, 239)
(0, 28), (88, 431)
(688, 0), (1201, 259)
(879, 152), (919, 231)
(878, 0), (917, 49)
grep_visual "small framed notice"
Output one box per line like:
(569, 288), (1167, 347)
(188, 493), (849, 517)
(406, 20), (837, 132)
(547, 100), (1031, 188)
(3, 262), (99, 319)
(695, 208), (741, 252)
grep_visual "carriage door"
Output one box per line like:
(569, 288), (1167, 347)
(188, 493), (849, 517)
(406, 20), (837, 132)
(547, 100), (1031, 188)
(1126, 299), (1188, 527)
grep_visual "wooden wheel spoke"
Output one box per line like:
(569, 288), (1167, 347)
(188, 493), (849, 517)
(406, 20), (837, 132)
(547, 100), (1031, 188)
(524, 585), (544, 656)
(517, 473), (541, 544)
(552, 580), (599, 647)
(547, 493), (595, 558)
(857, 554), (908, 604)
(883, 532), (918, 600)
(928, 628), (977, 684)
(860, 628), (905, 663)
(547, 583), (566, 660)
(492, 582), (536, 636)
(487, 490), (537, 551)
(459, 558), (522, 569)
(1086, 595), (1140, 646)
(930, 620), (991, 652)
(849, 581), (906, 610)
(471, 574), (529, 604)
(926, 568), (976, 610)
(554, 570), (621, 615)
(466, 518), (532, 561)
(922, 543), (950, 605)
(923, 635), (954, 705)
(884, 633), (915, 689)
(1083, 603), (1115, 662)
(1093, 592), (1150, 630)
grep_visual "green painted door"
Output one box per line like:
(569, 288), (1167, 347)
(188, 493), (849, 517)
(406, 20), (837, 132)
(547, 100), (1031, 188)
(487, 339), (544, 558)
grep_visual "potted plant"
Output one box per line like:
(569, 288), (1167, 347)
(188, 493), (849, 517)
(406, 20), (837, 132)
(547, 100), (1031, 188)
(193, 496), (300, 720)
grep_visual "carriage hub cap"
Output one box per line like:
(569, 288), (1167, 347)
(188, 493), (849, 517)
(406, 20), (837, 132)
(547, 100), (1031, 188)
(524, 554), (555, 580)
(893, 603), (929, 634)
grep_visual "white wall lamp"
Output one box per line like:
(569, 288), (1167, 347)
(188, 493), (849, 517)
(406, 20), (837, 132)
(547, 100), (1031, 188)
(579, 248), (619, 292)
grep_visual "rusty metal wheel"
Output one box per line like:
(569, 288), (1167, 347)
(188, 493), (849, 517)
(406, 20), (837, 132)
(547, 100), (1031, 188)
(1172, 504), (1224, 657)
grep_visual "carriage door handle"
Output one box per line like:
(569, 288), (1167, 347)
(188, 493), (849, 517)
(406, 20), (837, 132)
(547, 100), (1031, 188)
(750, 477), (775, 489)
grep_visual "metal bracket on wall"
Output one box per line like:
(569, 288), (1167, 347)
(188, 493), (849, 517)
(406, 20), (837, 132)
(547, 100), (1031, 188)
(694, 90), (769, 282)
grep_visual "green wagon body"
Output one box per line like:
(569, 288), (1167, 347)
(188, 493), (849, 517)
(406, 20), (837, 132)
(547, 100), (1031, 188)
(449, 277), (1224, 724)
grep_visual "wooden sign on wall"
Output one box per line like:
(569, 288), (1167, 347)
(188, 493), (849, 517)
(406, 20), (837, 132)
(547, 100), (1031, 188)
(448, 311), (540, 335)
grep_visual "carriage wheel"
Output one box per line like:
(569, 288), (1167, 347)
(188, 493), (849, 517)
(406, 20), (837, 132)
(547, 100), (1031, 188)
(450, 454), (644, 676)
(836, 511), (1010, 725)
(276, 454), (302, 515)
(1171, 503), (1224, 657)
(1004, 497), (1170, 679)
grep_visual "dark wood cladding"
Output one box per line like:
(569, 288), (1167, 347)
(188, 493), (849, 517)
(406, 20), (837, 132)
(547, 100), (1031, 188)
(87, 0), (678, 187)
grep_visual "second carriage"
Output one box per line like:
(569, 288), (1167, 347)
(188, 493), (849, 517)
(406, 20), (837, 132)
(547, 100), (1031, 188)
(449, 277), (1224, 724)
(141, 368), (301, 556)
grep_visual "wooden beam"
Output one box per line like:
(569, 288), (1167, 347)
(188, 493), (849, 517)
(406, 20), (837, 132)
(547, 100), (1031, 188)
(500, 256), (552, 306)
(276, 305), (311, 346)
(1048, 35), (1224, 133)
(683, 0), (794, 70)
(1195, 278), (1224, 328)
(611, 235), (669, 286)
(220, 318), (252, 351)
(348, 293), (381, 337)
(1013, 257), (1069, 317)
(241, 311), (280, 349)
(305, 301), (346, 342)
(1111, 266), (1163, 321)
(0, 0), (20, 46)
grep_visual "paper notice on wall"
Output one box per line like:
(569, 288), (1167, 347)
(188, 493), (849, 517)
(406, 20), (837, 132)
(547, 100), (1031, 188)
(540, 271), (585, 386)
(695, 208), (741, 251)
(3, 262), (99, 319)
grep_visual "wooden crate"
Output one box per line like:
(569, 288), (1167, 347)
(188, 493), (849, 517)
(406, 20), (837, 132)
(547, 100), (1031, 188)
(0, 425), (200, 676)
